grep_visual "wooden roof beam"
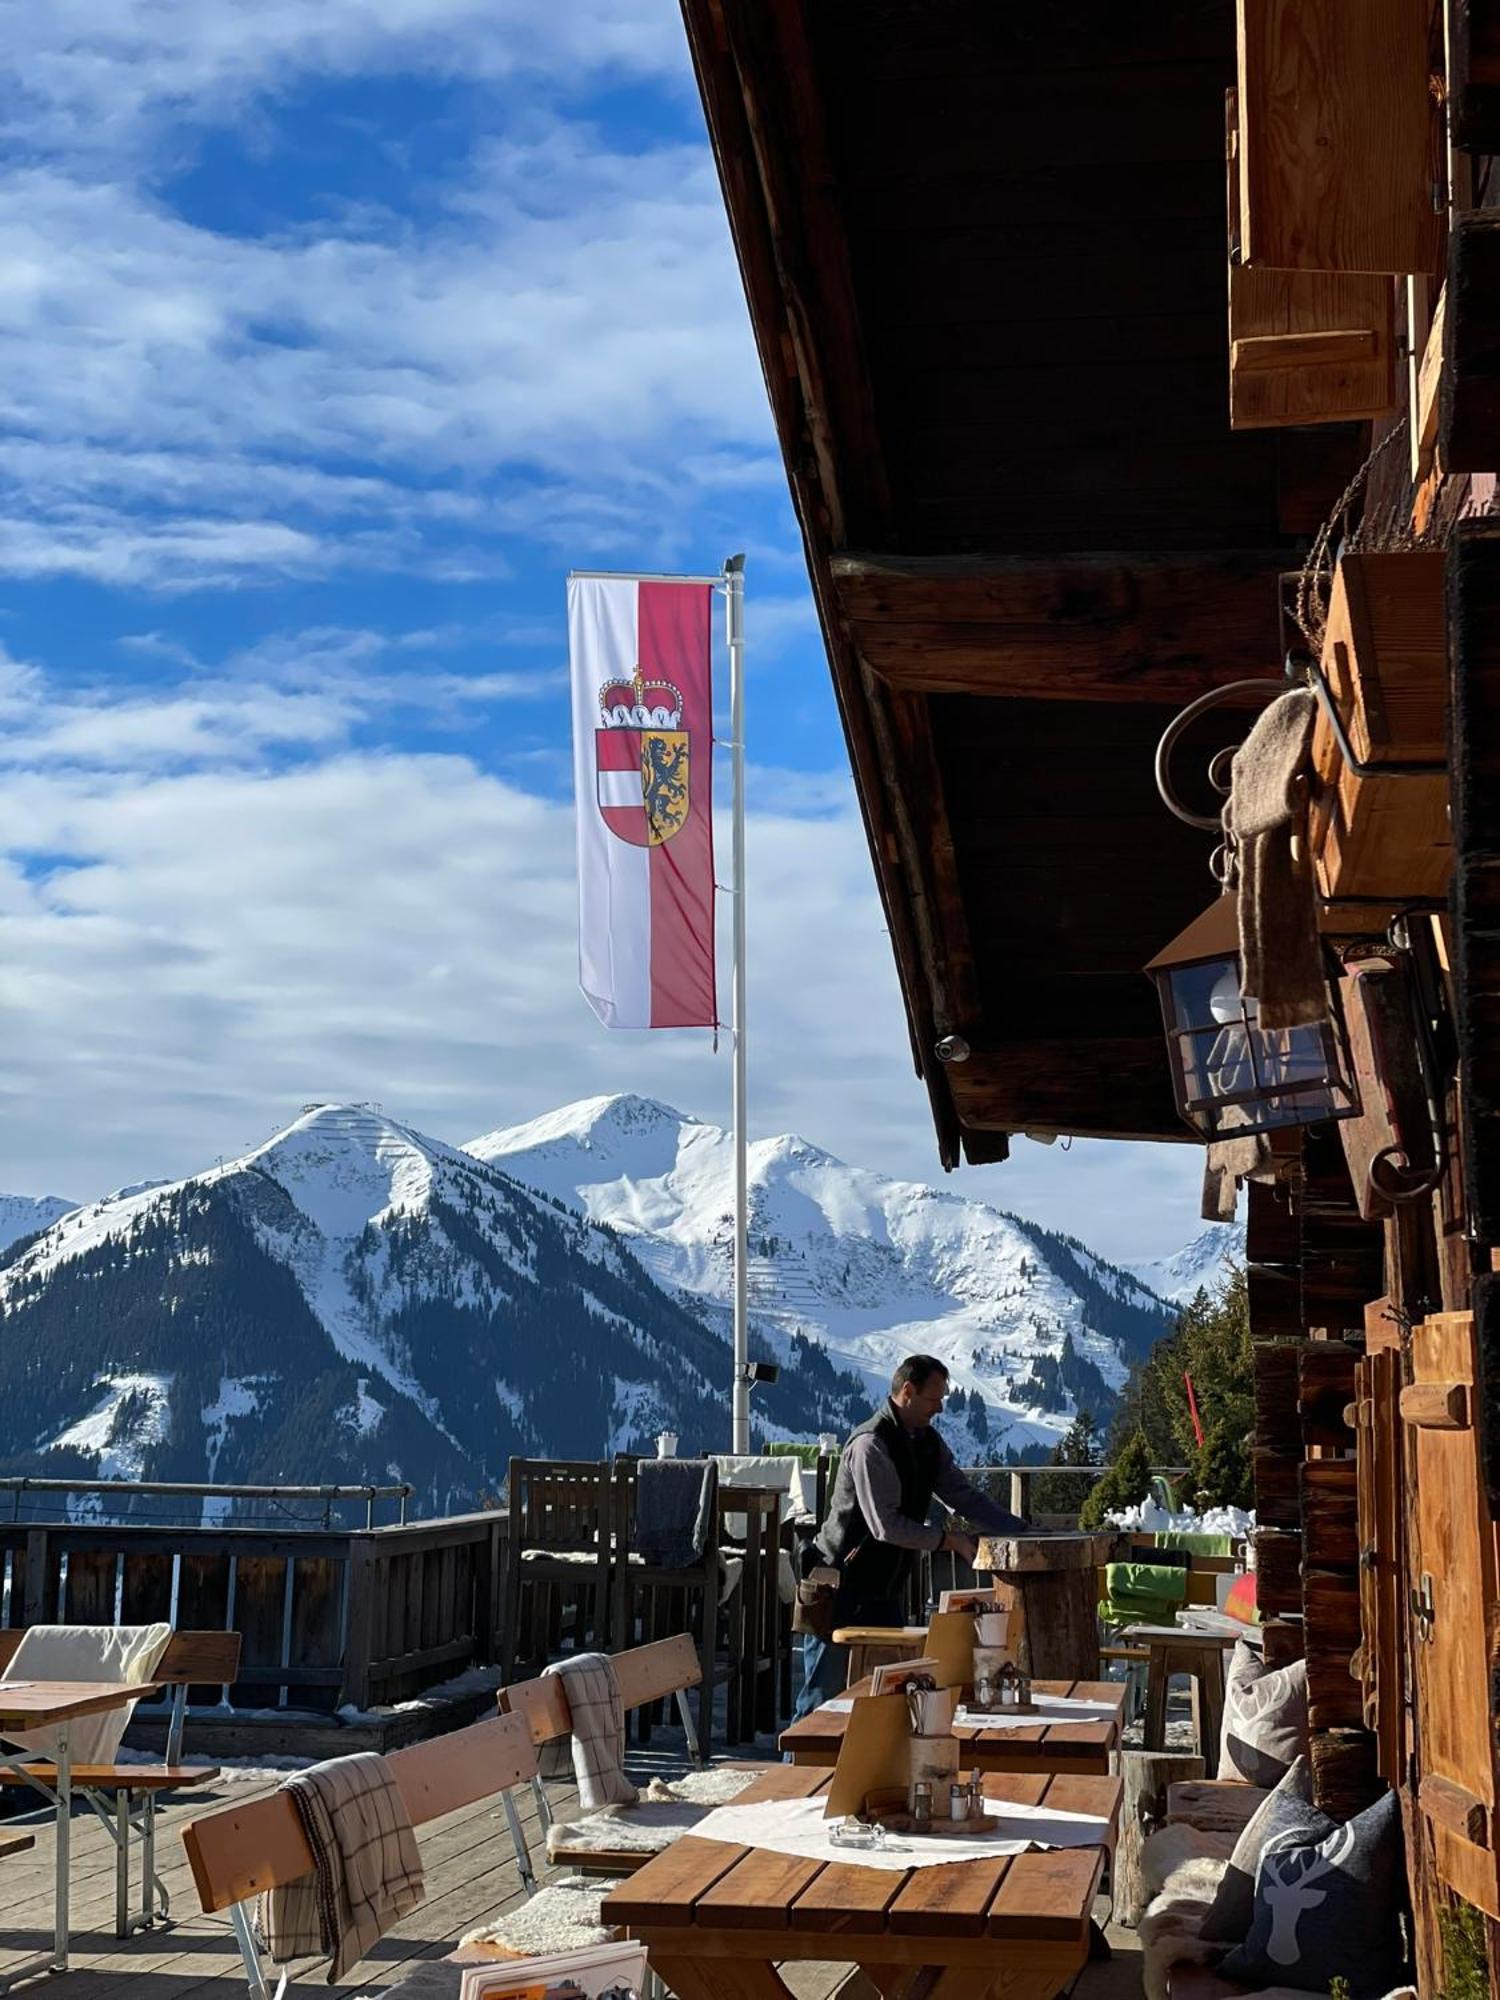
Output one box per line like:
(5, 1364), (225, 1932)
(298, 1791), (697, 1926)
(831, 549), (1289, 701)
(945, 1036), (1188, 1145)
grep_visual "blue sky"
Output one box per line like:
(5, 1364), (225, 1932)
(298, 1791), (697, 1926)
(0, 2), (1205, 1263)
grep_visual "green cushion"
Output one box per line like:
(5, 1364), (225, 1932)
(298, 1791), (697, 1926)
(1106, 1561), (1188, 1603)
(1151, 1531), (1233, 1558)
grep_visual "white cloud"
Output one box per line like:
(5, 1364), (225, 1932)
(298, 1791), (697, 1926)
(3, 3), (693, 161)
(0, 647), (1203, 1264)
(0, 131), (765, 586)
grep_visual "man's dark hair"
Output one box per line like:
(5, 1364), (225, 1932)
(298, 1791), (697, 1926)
(891, 1354), (949, 1393)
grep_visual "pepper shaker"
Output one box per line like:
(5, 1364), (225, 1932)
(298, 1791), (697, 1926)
(912, 1780), (933, 1828)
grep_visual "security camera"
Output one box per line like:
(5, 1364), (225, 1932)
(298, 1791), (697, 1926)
(935, 1034), (971, 1064)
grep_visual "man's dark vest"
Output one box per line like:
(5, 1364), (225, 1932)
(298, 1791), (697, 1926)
(814, 1402), (942, 1604)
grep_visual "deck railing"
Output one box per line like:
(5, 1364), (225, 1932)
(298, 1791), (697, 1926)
(0, 1506), (505, 1713)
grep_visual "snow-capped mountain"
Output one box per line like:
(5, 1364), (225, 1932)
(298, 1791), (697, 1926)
(468, 1095), (1177, 1458)
(1127, 1223), (1245, 1306)
(0, 1104), (868, 1513)
(0, 1193), (77, 1254)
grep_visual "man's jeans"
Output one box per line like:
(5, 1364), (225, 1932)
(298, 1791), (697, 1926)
(790, 1592), (906, 1727)
(792, 1629), (849, 1723)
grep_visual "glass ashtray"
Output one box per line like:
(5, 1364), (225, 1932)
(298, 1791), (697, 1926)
(829, 1816), (908, 1852)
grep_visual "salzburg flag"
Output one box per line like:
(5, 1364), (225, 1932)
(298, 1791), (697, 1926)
(568, 574), (717, 1029)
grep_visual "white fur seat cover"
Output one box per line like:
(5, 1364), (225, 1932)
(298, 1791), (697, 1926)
(460, 1876), (614, 1957)
(545, 1767), (759, 1861)
(1138, 1839), (1233, 2000)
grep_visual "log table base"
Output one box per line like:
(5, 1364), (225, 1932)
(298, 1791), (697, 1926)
(973, 1533), (1118, 1683)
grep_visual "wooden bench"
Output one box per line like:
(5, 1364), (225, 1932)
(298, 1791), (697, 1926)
(1166, 1777), (1268, 1838)
(0, 1627), (240, 1938)
(500, 1632), (732, 1871)
(183, 1708), (543, 2000)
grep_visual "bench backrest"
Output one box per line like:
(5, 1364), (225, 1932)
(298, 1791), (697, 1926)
(0, 1627), (243, 1686)
(500, 1633), (702, 1746)
(182, 1708), (538, 1913)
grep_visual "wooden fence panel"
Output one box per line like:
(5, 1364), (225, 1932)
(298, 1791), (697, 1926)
(231, 1556), (288, 1707)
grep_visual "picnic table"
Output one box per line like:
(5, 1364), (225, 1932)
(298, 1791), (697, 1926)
(601, 1762), (1120, 2000)
(780, 1678), (1126, 1774)
(0, 1679), (160, 1987)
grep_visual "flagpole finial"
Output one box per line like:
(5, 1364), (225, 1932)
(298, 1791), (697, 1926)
(724, 552), (746, 576)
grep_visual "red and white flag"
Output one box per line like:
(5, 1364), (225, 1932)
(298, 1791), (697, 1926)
(568, 573), (717, 1029)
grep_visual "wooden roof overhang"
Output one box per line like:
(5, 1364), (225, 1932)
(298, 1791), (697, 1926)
(680, 0), (1366, 1168)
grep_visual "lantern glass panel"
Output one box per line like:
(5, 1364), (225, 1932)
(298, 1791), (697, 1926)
(1158, 962), (1357, 1138)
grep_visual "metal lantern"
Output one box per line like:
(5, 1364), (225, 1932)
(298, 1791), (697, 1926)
(1144, 894), (1359, 1140)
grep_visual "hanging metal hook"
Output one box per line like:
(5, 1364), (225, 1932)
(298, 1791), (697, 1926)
(1153, 678), (1289, 831)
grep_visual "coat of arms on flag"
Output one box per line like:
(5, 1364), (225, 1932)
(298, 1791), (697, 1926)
(595, 671), (690, 847)
(568, 573), (717, 1031)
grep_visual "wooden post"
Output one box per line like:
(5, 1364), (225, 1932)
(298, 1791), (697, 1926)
(341, 1537), (378, 1713)
(22, 1529), (50, 1627)
(1116, 1749), (1207, 1927)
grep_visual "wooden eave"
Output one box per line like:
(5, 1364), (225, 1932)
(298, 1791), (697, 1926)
(680, 0), (1363, 1167)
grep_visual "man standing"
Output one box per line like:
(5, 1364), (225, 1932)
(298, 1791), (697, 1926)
(792, 1354), (1027, 1721)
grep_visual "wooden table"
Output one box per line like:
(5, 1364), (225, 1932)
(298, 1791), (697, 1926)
(0, 1680), (159, 1989)
(1123, 1625), (1238, 1755)
(780, 1678), (1125, 1774)
(601, 1763), (1120, 2000)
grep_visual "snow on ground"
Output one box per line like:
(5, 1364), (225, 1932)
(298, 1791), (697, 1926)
(48, 1371), (173, 1482)
(201, 1375), (271, 1483)
(1105, 1498), (1254, 1540)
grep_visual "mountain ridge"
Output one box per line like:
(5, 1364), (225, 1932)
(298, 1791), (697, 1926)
(468, 1093), (1178, 1456)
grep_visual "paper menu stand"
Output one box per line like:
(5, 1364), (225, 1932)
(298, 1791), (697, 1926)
(459, 1940), (648, 2000)
(823, 1691), (912, 1820)
(868, 1654), (942, 1696)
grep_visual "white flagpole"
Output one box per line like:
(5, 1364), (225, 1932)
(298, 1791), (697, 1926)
(724, 554), (750, 1454)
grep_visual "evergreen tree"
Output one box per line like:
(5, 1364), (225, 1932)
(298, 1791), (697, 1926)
(1079, 1428), (1153, 1529)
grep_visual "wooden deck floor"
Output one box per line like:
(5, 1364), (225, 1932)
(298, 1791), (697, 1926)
(0, 1772), (1145, 2000)
(0, 1766), (571, 2000)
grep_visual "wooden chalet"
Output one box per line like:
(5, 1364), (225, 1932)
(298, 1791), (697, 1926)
(682, 0), (1500, 1994)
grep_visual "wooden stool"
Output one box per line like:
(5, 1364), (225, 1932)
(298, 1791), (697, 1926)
(831, 1624), (928, 1687)
(1127, 1625), (1237, 1756)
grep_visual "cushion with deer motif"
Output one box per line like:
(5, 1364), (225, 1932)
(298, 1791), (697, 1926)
(1218, 1639), (1308, 1786)
(1200, 1756), (1331, 1943)
(1219, 1789), (1406, 1996)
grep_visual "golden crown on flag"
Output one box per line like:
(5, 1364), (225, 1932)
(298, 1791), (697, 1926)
(599, 670), (684, 730)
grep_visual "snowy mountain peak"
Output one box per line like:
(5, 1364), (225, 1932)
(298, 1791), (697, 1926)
(0, 1100), (854, 1507)
(469, 1098), (1175, 1454)
(0, 1193), (77, 1255)
(1127, 1223), (1245, 1306)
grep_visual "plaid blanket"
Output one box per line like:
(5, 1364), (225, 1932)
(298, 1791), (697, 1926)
(259, 1753), (425, 1984)
(545, 1653), (638, 1811)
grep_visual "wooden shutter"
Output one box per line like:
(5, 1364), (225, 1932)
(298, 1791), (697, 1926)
(1406, 1311), (1500, 1917)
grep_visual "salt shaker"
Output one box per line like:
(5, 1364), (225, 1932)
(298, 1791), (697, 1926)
(948, 1779), (969, 1821)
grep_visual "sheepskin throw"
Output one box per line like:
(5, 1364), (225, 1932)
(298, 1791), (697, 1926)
(1220, 1640), (1309, 1787)
(459, 1876), (614, 1958)
(546, 1767), (759, 1862)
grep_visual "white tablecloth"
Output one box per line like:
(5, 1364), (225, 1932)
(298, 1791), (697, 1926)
(688, 1792), (1112, 1872)
(952, 1693), (1118, 1733)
